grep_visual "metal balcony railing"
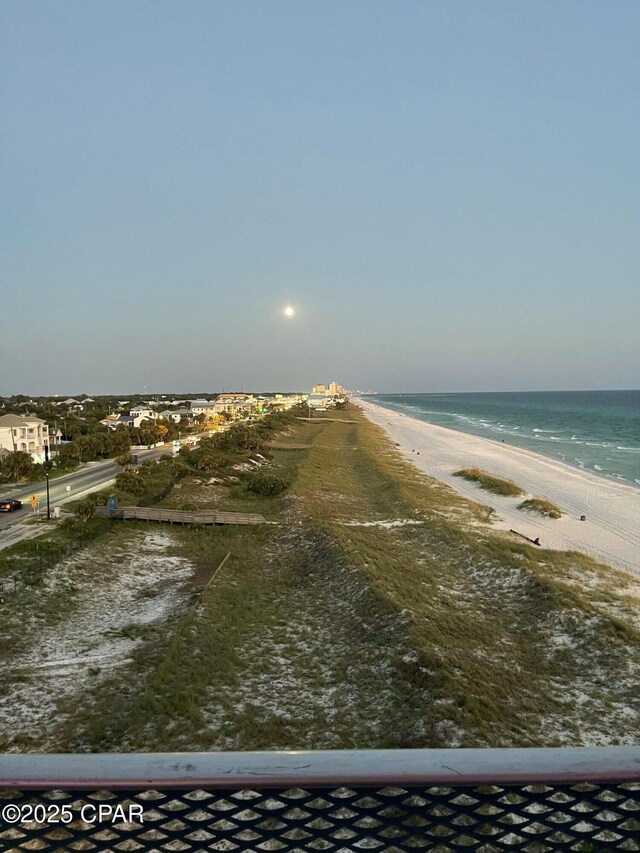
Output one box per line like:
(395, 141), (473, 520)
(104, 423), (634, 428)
(1, 748), (639, 851)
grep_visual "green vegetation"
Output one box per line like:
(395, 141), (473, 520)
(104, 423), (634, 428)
(453, 466), (525, 497)
(115, 452), (135, 469)
(2, 404), (640, 754)
(518, 497), (563, 518)
(56, 429), (132, 468)
(245, 470), (290, 496)
(0, 450), (35, 483)
(115, 471), (146, 496)
(109, 412), (299, 509)
(0, 449), (69, 484)
(112, 458), (186, 507)
(0, 394), (304, 486)
(72, 495), (100, 523)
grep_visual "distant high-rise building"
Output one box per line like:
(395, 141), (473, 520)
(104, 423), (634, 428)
(313, 384), (326, 394)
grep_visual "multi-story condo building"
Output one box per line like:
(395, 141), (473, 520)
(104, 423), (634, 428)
(0, 415), (51, 463)
(313, 381), (345, 397)
(214, 395), (256, 418)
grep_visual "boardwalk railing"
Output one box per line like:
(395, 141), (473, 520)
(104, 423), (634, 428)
(1, 748), (639, 851)
(94, 506), (266, 525)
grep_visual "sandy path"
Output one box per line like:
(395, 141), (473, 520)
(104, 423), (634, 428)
(358, 399), (640, 575)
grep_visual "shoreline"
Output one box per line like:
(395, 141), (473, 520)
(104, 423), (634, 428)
(357, 398), (640, 575)
(362, 396), (640, 493)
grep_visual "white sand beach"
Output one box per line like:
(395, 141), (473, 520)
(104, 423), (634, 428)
(358, 399), (640, 575)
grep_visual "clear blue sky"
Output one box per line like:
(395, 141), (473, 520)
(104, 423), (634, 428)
(2, 0), (638, 394)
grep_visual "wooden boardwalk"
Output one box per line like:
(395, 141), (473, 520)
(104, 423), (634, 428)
(95, 506), (266, 526)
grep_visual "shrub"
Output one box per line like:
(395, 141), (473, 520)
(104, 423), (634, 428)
(73, 495), (98, 523)
(115, 471), (145, 495)
(139, 481), (174, 507)
(158, 457), (189, 478)
(518, 498), (562, 519)
(245, 471), (290, 497)
(217, 425), (262, 452)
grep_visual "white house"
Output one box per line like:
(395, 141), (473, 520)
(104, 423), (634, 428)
(101, 407), (156, 429)
(129, 406), (158, 420)
(129, 406), (157, 422)
(189, 399), (217, 417)
(57, 398), (85, 412)
(0, 414), (51, 463)
(173, 408), (196, 422)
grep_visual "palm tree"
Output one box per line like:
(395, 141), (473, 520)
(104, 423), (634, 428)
(1, 451), (35, 482)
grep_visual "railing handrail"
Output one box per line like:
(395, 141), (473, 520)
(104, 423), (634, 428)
(2, 748), (640, 790)
(94, 506), (265, 524)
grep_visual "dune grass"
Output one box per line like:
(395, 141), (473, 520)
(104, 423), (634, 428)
(518, 497), (563, 518)
(74, 523), (434, 752)
(288, 409), (640, 746)
(453, 467), (525, 497)
(5, 405), (640, 752)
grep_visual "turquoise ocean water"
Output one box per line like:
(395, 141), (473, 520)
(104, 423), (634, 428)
(367, 391), (640, 489)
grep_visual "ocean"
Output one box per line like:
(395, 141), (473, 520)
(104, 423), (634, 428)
(367, 390), (640, 488)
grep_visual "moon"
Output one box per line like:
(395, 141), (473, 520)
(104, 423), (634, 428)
(284, 305), (295, 318)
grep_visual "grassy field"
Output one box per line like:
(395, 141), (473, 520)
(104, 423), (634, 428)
(2, 406), (639, 750)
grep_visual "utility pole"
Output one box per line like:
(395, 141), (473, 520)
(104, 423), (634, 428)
(44, 445), (51, 520)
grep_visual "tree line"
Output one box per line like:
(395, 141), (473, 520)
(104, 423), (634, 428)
(0, 404), (303, 485)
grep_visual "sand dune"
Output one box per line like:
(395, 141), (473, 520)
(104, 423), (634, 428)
(358, 399), (640, 575)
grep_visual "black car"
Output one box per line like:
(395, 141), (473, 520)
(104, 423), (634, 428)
(0, 498), (23, 512)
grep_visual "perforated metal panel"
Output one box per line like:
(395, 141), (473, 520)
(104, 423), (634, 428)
(2, 781), (639, 851)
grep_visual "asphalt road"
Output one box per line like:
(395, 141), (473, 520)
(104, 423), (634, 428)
(0, 444), (174, 532)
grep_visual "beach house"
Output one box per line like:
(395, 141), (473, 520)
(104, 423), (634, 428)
(0, 414), (51, 463)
